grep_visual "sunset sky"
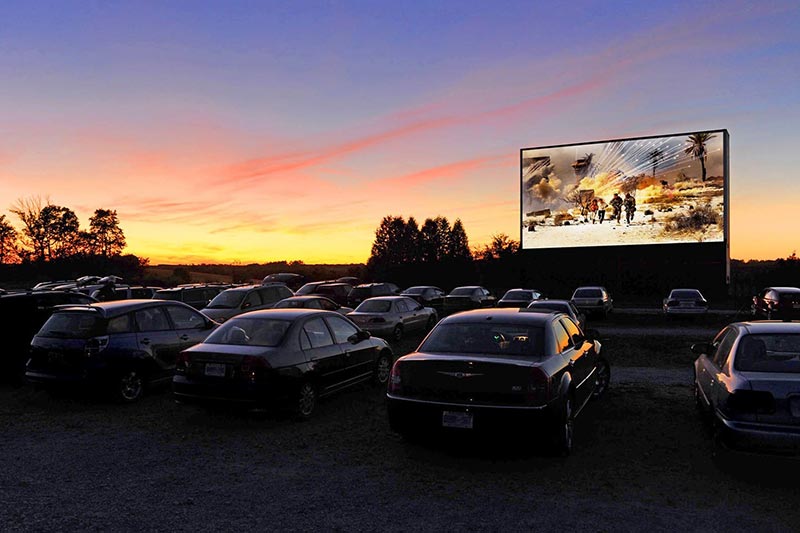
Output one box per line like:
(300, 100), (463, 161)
(1, 1), (798, 264)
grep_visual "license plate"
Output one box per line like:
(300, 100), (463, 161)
(204, 363), (227, 377)
(442, 410), (473, 429)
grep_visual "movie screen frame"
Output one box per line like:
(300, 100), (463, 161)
(520, 129), (729, 251)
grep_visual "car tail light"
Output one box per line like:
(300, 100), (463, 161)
(727, 389), (775, 414)
(526, 367), (550, 404)
(240, 355), (270, 381)
(84, 336), (109, 357)
(175, 351), (192, 373)
(388, 361), (403, 394)
(369, 317), (386, 323)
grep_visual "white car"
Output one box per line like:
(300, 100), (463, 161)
(571, 286), (613, 318)
(663, 288), (708, 316)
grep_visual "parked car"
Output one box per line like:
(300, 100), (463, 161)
(25, 300), (217, 402)
(347, 296), (438, 341)
(274, 295), (354, 315)
(443, 286), (496, 313)
(108, 286), (161, 301)
(497, 288), (545, 308)
(262, 273), (305, 291)
(336, 276), (360, 286)
(172, 309), (392, 418)
(526, 299), (587, 330)
(295, 281), (352, 305)
(201, 284), (294, 323)
(693, 321), (800, 452)
(347, 282), (401, 308)
(752, 287), (800, 320)
(153, 284), (230, 310)
(0, 291), (96, 381)
(401, 286), (445, 311)
(386, 308), (609, 454)
(663, 288), (708, 316)
(571, 286), (613, 318)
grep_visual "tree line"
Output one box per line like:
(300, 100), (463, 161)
(0, 197), (127, 264)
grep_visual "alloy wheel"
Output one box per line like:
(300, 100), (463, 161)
(118, 370), (144, 403)
(296, 382), (317, 419)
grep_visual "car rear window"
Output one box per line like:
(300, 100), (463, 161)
(574, 289), (602, 298)
(420, 323), (545, 358)
(734, 334), (800, 373)
(671, 290), (701, 299)
(449, 288), (475, 296)
(402, 287), (426, 295)
(504, 290), (531, 300)
(204, 317), (290, 347)
(206, 290), (246, 309)
(350, 287), (370, 298)
(154, 290), (181, 301)
(355, 300), (392, 313)
(529, 302), (568, 314)
(38, 312), (103, 339)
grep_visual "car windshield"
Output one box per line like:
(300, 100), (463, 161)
(529, 302), (568, 314)
(204, 317), (290, 347)
(671, 290), (701, 299)
(574, 289), (602, 298)
(420, 323), (545, 358)
(402, 287), (426, 295)
(295, 283), (322, 296)
(503, 290), (531, 300)
(449, 288), (475, 296)
(355, 300), (392, 313)
(205, 290), (246, 309)
(154, 290), (181, 301)
(734, 334), (800, 373)
(38, 312), (103, 339)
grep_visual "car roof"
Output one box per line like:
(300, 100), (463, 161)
(529, 299), (571, 305)
(220, 284), (262, 293)
(574, 286), (606, 290)
(361, 295), (409, 302)
(439, 308), (556, 326)
(736, 321), (800, 334)
(763, 287), (800, 293)
(280, 295), (329, 301)
(229, 309), (338, 320)
(53, 299), (188, 318)
(451, 285), (482, 290)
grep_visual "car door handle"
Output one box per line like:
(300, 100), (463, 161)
(179, 334), (190, 341)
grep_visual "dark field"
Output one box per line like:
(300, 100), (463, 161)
(2, 312), (799, 532)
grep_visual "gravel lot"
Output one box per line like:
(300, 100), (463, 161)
(2, 313), (800, 532)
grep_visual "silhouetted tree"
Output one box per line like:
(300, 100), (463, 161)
(448, 219), (472, 262)
(649, 148), (664, 178)
(10, 196), (48, 261)
(367, 215), (408, 272)
(40, 205), (81, 259)
(402, 217), (421, 263)
(89, 209), (126, 257)
(0, 215), (18, 264)
(475, 233), (519, 261)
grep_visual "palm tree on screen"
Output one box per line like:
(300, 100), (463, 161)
(683, 133), (716, 182)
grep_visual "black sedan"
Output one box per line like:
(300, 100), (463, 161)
(386, 308), (609, 454)
(526, 299), (586, 331)
(693, 321), (800, 452)
(173, 309), (393, 418)
(496, 288), (544, 308)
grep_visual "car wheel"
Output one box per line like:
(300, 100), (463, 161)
(373, 351), (392, 386)
(392, 325), (403, 342)
(552, 395), (574, 456)
(116, 369), (144, 403)
(294, 381), (317, 420)
(426, 315), (437, 331)
(592, 358), (610, 399)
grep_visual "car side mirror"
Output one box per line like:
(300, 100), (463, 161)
(572, 333), (585, 346)
(349, 330), (371, 343)
(691, 342), (712, 355)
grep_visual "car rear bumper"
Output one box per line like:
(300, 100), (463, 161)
(664, 307), (708, 315)
(717, 414), (800, 452)
(172, 375), (286, 406)
(386, 394), (554, 434)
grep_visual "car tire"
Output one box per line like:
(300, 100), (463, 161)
(592, 358), (610, 399)
(552, 394), (574, 456)
(294, 381), (317, 420)
(392, 325), (403, 342)
(373, 351), (392, 386)
(116, 369), (144, 403)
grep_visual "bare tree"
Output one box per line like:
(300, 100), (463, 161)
(563, 187), (595, 216)
(0, 215), (19, 264)
(10, 196), (48, 261)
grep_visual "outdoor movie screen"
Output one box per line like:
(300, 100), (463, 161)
(520, 129), (727, 250)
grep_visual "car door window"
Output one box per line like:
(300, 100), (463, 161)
(107, 313), (134, 334)
(395, 300), (409, 312)
(303, 317), (334, 348)
(259, 287), (278, 305)
(165, 305), (205, 329)
(712, 329), (738, 370)
(326, 315), (359, 344)
(553, 321), (571, 353)
(560, 317), (583, 343)
(317, 299), (335, 311)
(135, 307), (172, 332)
(243, 291), (262, 309)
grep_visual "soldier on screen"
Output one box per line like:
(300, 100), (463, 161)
(624, 193), (636, 224)
(610, 193), (623, 224)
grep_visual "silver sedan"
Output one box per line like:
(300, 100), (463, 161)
(347, 296), (438, 341)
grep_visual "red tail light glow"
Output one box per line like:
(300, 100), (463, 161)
(240, 355), (270, 381)
(526, 367), (550, 404)
(175, 351), (192, 373)
(388, 361), (403, 394)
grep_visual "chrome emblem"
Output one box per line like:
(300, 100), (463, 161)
(438, 371), (483, 378)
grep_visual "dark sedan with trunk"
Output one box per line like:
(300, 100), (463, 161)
(443, 286), (496, 314)
(173, 309), (393, 418)
(386, 308), (609, 454)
